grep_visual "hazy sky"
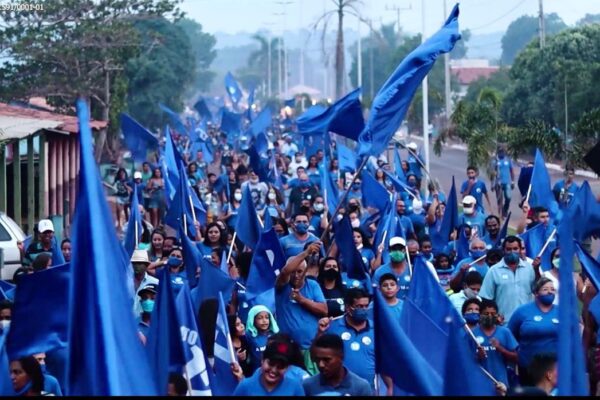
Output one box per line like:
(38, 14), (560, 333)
(181, 0), (600, 36)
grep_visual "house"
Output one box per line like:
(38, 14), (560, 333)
(450, 59), (500, 98)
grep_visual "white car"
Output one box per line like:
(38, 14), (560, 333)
(0, 212), (26, 281)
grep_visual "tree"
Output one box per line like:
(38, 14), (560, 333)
(463, 68), (511, 103)
(500, 13), (567, 65)
(577, 13), (600, 27)
(450, 29), (471, 60)
(176, 18), (217, 95)
(0, 0), (182, 160)
(125, 17), (195, 131)
(312, 0), (364, 100)
(239, 34), (282, 98)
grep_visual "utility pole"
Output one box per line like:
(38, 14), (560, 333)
(421, 0), (430, 176)
(443, 0), (451, 127)
(564, 76), (568, 164)
(357, 16), (362, 95)
(385, 3), (411, 36)
(369, 19), (374, 100)
(538, 0), (545, 49)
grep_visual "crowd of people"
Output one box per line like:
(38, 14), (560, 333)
(1, 109), (598, 397)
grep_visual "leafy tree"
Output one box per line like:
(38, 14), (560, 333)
(125, 17), (195, 131)
(0, 0), (182, 159)
(577, 14), (600, 27)
(570, 107), (600, 168)
(176, 18), (217, 95)
(238, 34), (283, 98)
(500, 13), (567, 65)
(463, 68), (511, 103)
(450, 29), (471, 60)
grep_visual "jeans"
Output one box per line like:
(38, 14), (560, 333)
(501, 183), (512, 217)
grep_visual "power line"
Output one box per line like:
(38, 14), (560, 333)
(469, 0), (528, 31)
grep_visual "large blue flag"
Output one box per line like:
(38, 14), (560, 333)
(159, 103), (188, 136)
(175, 284), (213, 396)
(337, 141), (357, 172)
(248, 107), (272, 138)
(0, 333), (15, 396)
(234, 185), (262, 250)
(211, 291), (238, 396)
(194, 98), (213, 121)
(528, 149), (560, 218)
(192, 257), (235, 313)
(361, 170), (390, 211)
(164, 125), (182, 201)
(224, 72), (243, 106)
(575, 243), (600, 292)
(394, 147), (407, 182)
(519, 222), (555, 271)
(431, 176), (459, 254)
(334, 216), (369, 281)
(50, 235), (66, 266)
(297, 105), (327, 134)
(120, 113), (159, 162)
(7, 263), (69, 359)
(246, 228), (286, 300)
(123, 184), (142, 258)
(66, 99), (157, 395)
(180, 230), (201, 289)
(164, 162), (197, 239)
(147, 268), (187, 395)
(557, 213), (589, 395)
(358, 4), (460, 157)
(568, 181), (600, 242)
(220, 109), (243, 136)
(320, 150), (340, 214)
(373, 289), (442, 395)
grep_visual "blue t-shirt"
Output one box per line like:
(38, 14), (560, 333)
(43, 372), (63, 396)
(496, 158), (513, 185)
(358, 247), (375, 271)
(409, 212), (427, 240)
(327, 318), (375, 390)
(223, 203), (240, 229)
(508, 301), (559, 367)
(454, 258), (489, 280)
(459, 212), (487, 238)
(279, 233), (319, 259)
(588, 295), (600, 345)
(309, 214), (323, 237)
(275, 280), (326, 349)
(394, 215), (415, 239)
(373, 263), (411, 299)
(248, 333), (270, 371)
(461, 179), (488, 212)
(233, 369), (305, 396)
(472, 325), (518, 387)
(552, 180), (578, 207)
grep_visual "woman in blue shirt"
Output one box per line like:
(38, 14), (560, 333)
(353, 228), (375, 272)
(508, 277), (559, 386)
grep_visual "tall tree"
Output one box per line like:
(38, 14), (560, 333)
(313, 0), (364, 100)
(0, 0), (182, 159)
(500, 13), (567, 65)
(242, 34), (282, 98)
(176, 18), (217, 95)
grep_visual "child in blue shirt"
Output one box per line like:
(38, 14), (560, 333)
(246, 305), (280, 371)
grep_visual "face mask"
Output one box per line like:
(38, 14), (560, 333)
(552, 258), (560, 269)
(463, 206), (475, 215)
(250, 178), (259, 184)
(390, 250), (406, 263)
(133, 263), (146, 275)
(39, 364), (47, 374)
(470, 250), (486, 259)
(167, 256), (183, 268)
(268, 192), (277, 200)
(351, 308), (369, 323)
(538, 293), (555, 306)
(234, 193), (242, 201)
(464, 313), (480, 324)
(351, 219), (360, 228)
(352, 183), (361, 191)
(295, 222), (309, 234)
(313, 203), (324, 212)
(408, 181), (416, 188)
(321, 268), (339, 281)
(0, 320), (10, 331)
(348, 204), (359, 212)
(480, 315), (497, 328)
(300, 181), (311, 189)
(463, 287), (478, 299)
(141, 299), (155, 313)
(498, 152), (505, 159)
(503, 252), (520, 265)
(300, 205), (310, 214)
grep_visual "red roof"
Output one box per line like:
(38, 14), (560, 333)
(0, 102), (108, 134)
(451, 67), (500, 85)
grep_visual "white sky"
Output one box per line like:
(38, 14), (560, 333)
(181, 0), (600, 36)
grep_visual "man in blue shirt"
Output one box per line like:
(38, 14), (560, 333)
(552, 165), (578, 208)
(316, 288), (380, 393)
(482, 215), (502, 250)
(461, 165), (492, 214)
(493, 148), (515, 218)
(279, 213), (319, 259)
(275, 241), (327, 375)
(394, 198), (416, 240)
(303, 334), (372, 396)
(373, 236), (411, 299)
(459, 195), (487, 238)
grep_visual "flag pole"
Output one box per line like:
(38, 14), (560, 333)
(182, 365), (193, 396)
(320, 157), (370, 242)
(227, 231), (237, 264)
(406, 251), (413, 276)
(462, 323), (500, 385)
(397, 142), (433, 181)
(134, 217), (139, 249)
(524, 183), (532, 205)
(537, 228), (557, 258)
(188, 194), (197, 224)
(468, 254), (487, 266)
(183, 213), (188, 236)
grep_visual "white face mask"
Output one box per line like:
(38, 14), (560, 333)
(234, 193), (242, 201)
(0, 320), (10, 331)
(250, 177), (259, 184)
(351, 219), (360, 228)
(268, 193), (277, 200)
(313, 203), (324, 212)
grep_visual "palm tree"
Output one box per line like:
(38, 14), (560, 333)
(312, 0), (364, 100)
(247, 34), (281, 97)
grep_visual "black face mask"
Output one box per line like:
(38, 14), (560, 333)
(300, 205), (310, 214)
(321, 268), (340, 281)
(348, 204), (359, 212)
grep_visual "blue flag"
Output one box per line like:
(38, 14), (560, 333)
(373, 289), (442, 395)
(67, 99), (157, 395)
(164, 162), (197, 239)
(529, 149), (560, 218)
(320, 151), (339, 214)
(297, 105), (327, 134)
(334, 217), (369, 281)
(381, 168), (416, 198)
(361, 171), (390, 211)
(431, 176), (459, 254)
(394, 147), (407, 182)
(123, 184), (142, 258)
(211, 291), (238, 396)
(192, 257), (235, 313)
(358, 4), (460, 157)
(120, 113), (159, 162)
(0, 333), (15, 395)
(246, 228), (286, 300)
(455, 225), (470, 263)
(0, 280), (14, 301)
(194, 98), (213, 121)
(494, 211), (511, 248)
(517, 163), (533, 198)
(220, 109), (243, 136)
(248, 107), (272, 138)
(234, 185), (262, 250)
(175, 284), (213, 396)
(50, 236), (66, 266)
(224, 72), (243, 106)
(159, 103), (188, 136)
(337, 141), (357, 172)
(568, 181), (600, 242)
(575, 243), (600, 292)
(246, 86), (256, 120)
(164, 126), (182, 201)
(147, 268), (187, 395)
(284, 97), (296, 108)
(7, 263), (69, 359)
(519, 223), (555, 271)
(557, 213), (589, 395)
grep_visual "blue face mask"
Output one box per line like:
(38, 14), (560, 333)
(470, 250), (486, 259)
(352, 183), (361, 191)
(39, 364), (47, 374)
(538, 293), (555, 306)
(408, 180), (416, 188)
(351, 308), (369, 323)
(464, 313), (480, 324)
(141, 299), (155, 313)
(15, 380), (33, 396)
(503, 252), (520, 265)
(167, 256), (182, 268)
(295, 222), (309, 234)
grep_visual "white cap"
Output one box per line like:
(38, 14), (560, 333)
(407, 142), (418, 150)
(462, 195), (476, 215)
(412, 198), (423, 214)
(38, 219), (54, 233)
(389, 236), (406, 248)
(462, 195), (476, 206)
(131, 249), (150, 264)
(133, 171), (142, 180)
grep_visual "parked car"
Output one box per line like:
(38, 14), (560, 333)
(0, 212), (26, 281)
